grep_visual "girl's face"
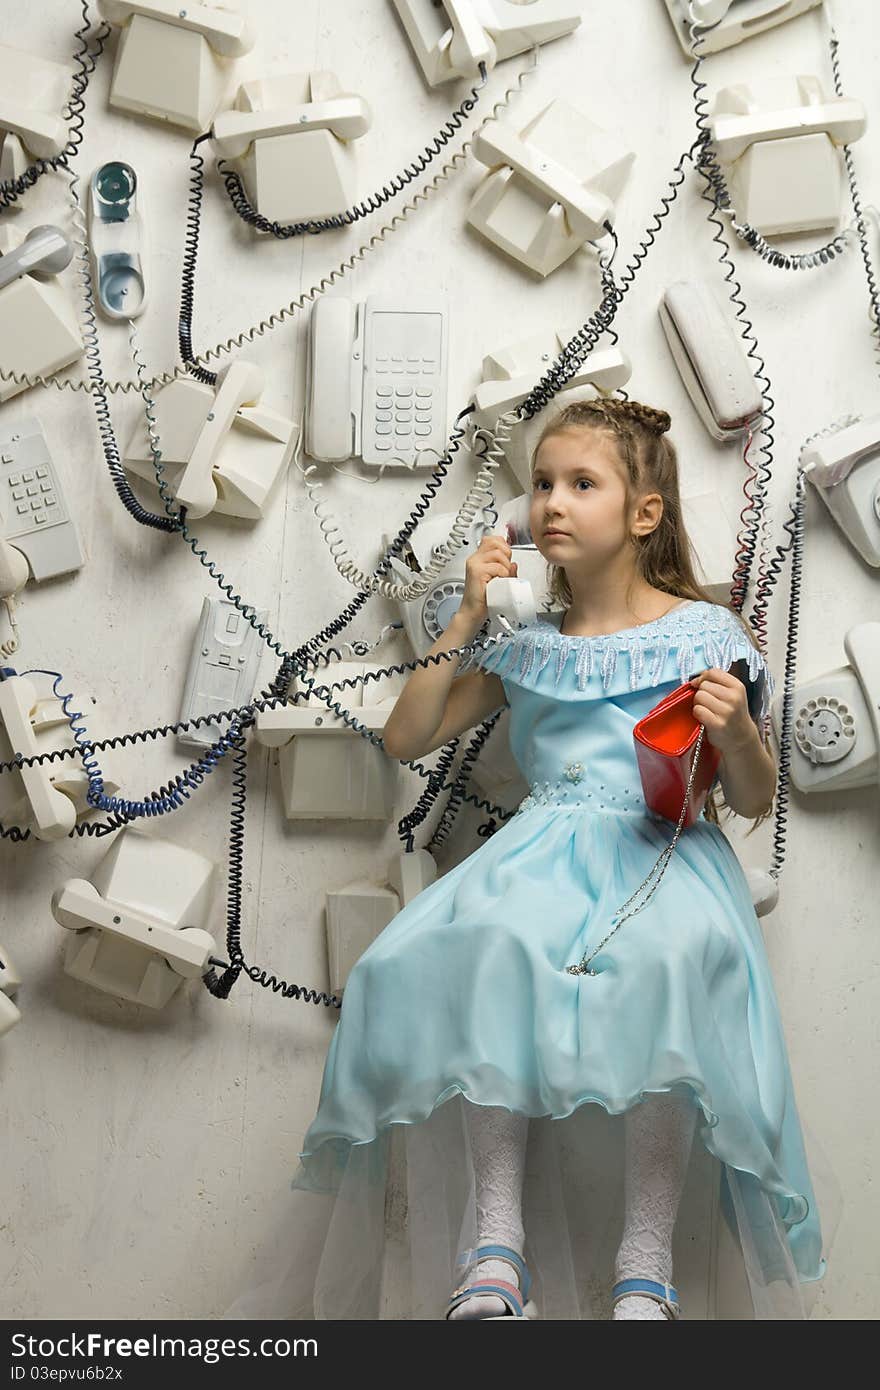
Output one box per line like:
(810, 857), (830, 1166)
(529, 428), (637, 572)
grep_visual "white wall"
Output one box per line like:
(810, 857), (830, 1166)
(1, 0), (878, 1320)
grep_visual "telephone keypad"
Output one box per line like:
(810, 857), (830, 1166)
(363, 301), (447, 465)
(0, 418), (84, 580)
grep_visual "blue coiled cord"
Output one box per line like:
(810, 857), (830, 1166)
(33, 669), (245, 821)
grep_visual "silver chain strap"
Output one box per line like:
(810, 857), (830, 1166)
(565, 724), (709, 977)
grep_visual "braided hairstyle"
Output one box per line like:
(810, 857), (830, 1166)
(529, 396), (773, 836)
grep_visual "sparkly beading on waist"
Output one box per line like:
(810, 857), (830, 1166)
(517, 771), (648, 816)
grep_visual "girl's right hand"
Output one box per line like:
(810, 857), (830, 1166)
(457, 536), (518, 626)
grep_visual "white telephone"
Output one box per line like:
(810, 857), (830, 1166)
(0, 41), (70, 184)
(0, 224), (83, 402)
(800, 414), (880, 568)
(51, 827), (218, 1008)
(662, 0), (822, 56)
(124, 360), (297, 519)
(326, 850), (437, 996)
(770, 622), (880, 795)
(213, 71), (371, 225)
(305, 294), (449, 468)
(88, 160), (148, 320)
(177, 597), (267, 751)
(0, 418), (84, 653)
(0, 671), (119, 841)
(383, 510), (486, 659)
(466, 98), (635, 277)
(474, 328), (632, 489)
(659, 280), (763, 441)
(392, 0), (581, 87)
(0, 941), (22, 1037)
(255, 661), (407, 821)
(97, 0), (255, 132)
(709, 75), (866, 237)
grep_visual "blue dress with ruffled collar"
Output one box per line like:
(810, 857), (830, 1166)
(277, 599), (834, 1318)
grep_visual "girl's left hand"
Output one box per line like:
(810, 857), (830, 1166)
(689, 668), (756, 756)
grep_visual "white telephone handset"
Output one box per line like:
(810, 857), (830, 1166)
(486, 495), (538, 633)
(175, 361), (264, 517)
(305, 294), (449, 468)
(663, 1), (822, 56)
(305, 297), (358, 463)
(659, 280), (763, 441)
(0, 672), (77, 840)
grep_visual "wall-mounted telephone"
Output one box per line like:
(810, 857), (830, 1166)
(0, 671), (119, 838)
(125, 360), (297, 519)
(659, 280), (763, 441)
(770, 622), (880, 795)
(305, 294), (450, 468)
(0, 41), (70, 183)
(177, 596), (267, 751)
(662, 0), (822, 56)
(466, 98), (635, 277)
(255, 661), (406, 821)
(0, 418), (84, 583)
(326, 849), (437, 996)
(474, 328), (631, 489)
(800, 414), (880, 568)
(709, 75), (866, 237)
(88, 161), (148, 319)
(0, 226), (82, 402)
(97, 0), (255, 132)
(382, 510), (484, 659)
(51, 826), (218, 1008)
(0, 941), (22, 1037)
(212, 71), (371, 225)
(392, 0), (581, 86)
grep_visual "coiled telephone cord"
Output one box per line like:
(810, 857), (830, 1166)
(686, 4), (867, 274)
(215, 63), (490, 241)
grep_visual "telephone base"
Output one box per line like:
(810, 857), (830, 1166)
(0, 274), (83, 403)
(108, 15), (232, 132)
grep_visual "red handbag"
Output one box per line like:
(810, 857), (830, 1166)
(633, 681), (722, 828)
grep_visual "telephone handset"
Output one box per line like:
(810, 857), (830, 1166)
(305, 294), (450, 468)
(392, 1), (581, 87)
(659, 280), (763, 441)
(800, 414), (880, 567)
(485, 494), (538, 634)
(662, 1), (822, 56)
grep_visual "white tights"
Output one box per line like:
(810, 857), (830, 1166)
(449, 1093), (696, 1320)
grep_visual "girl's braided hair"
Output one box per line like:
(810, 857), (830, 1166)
(529, 396), (774, 837)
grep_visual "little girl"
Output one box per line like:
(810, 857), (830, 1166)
(225, 397), (831, 1321)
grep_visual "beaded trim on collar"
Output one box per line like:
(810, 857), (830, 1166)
(458, 600), (774, 721)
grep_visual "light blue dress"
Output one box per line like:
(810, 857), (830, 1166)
(226, 599), (838, 1320)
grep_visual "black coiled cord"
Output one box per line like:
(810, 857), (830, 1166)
(767, 471), (806, 881)
(179, 134), (216, 384)
(517, 138), (698, 418)
(397, 736), (460, 852)
(215, 66), (487, 240)
(688, 14), (851, 271)
(428, 709), (506, 852)
(0, 3), (110, 213)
